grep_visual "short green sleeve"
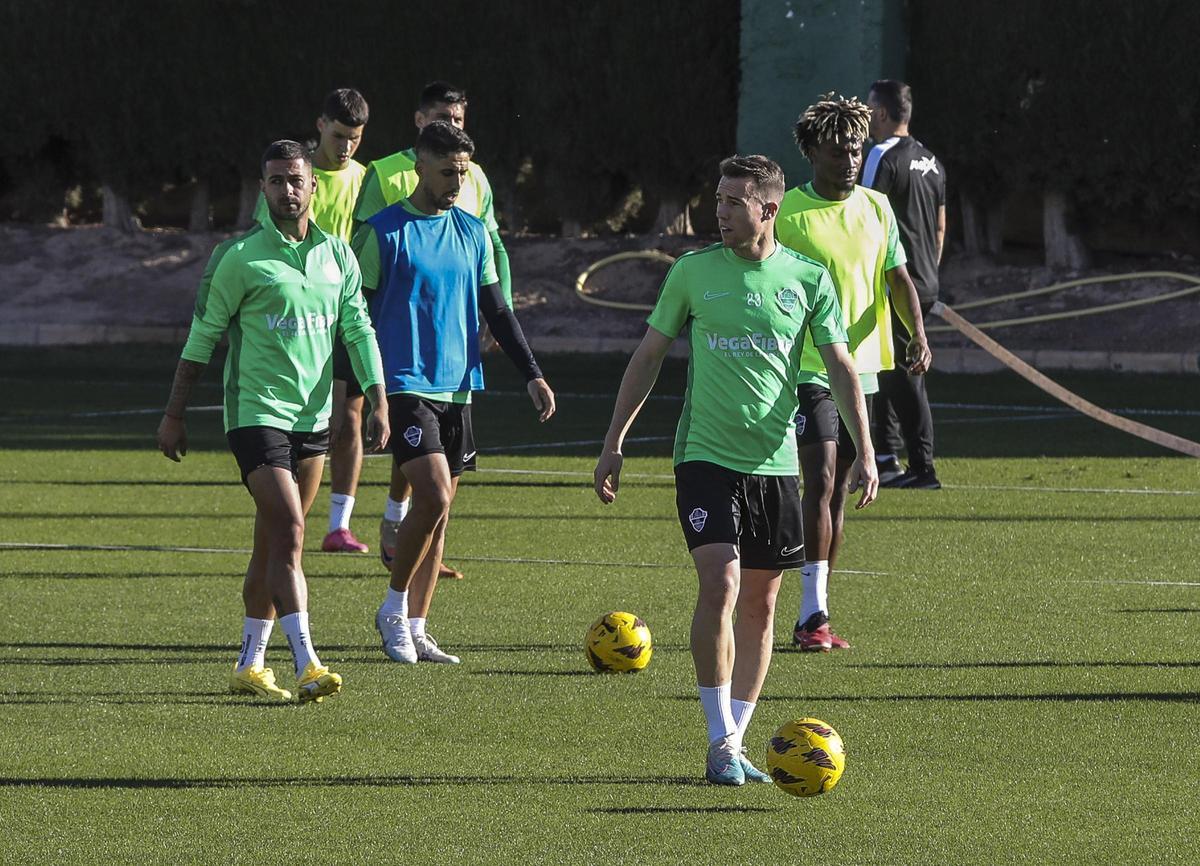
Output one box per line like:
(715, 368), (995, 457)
(481, 230), (499, 286)
(806, 267), (848, 347)
(352, 223), (382, 290)
(645, 260), (691, 339)
(883, 202), (908, 271)
(353, 166), (387, 223)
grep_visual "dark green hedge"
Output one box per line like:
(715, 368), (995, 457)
(0, 0), (739, 229)
(909, 0), (1200, 224)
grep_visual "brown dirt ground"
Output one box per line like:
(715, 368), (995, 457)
(0, 224), (1197, 355)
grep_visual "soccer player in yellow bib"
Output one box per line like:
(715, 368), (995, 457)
(775, 93), (932, 652)
(250, 89), (378, 554)
(346, 81), (509, 580)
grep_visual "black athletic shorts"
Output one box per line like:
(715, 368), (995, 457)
(332, 342), (364, 398)
(673, 460), (804, 571)
(795, 383), (874, 460)
(388, 395), (477, 477)
(226, 426), (330, 487)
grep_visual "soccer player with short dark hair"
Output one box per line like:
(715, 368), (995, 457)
(332, 81), (510, 577)
(777, 92), (932, 653)
(863, 79), (946, 490)
(249, 89), (377, 554)
(360, 121), (554, 665)
(157, 140), (389, 703)
(595, 154), (877, 786)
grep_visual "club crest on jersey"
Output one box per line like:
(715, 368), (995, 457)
(776, 287), (799, 313)
(403, 425), (423, 447)
(688, 507), (708, 532)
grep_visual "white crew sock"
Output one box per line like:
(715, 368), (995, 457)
(380, 587), (408, 619)
(235, 617), (274, 672)
(799, 561), (830, 623)
(279, 611), (321, 678)
(698, 682), (738, 745)
(409, 616), (427, 640)
(730, 698), (756, 741)
(384, 496), (410, 523)
(329, 493), (356, 533)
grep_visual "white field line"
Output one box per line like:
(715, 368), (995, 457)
(1069, 579), (1200, 588)
(0, 541), (886, 575)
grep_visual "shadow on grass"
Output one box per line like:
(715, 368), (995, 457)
(1115, 608), (1200, 614)
(0, 773), (708, 790)
(588, 806), (774, 815)
(848, 660), (1200, 670)
(470, 669), (596, 677)
(754, 691), (1200, 703)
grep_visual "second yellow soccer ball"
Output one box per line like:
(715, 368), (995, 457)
(585, 611), (653, 672)
(765, 717), (846, 796)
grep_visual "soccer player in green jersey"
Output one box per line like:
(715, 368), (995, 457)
(156, 140), (390, 703)
(775, 93), (932, 652)
(594, 155), (878, 786)
(337, 81), (510, 578)
(249, 89), (377, 554)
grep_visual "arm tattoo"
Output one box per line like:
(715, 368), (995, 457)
(164, 359), (206, 417)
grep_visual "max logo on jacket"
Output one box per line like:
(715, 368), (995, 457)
(909, 156), (939, 177)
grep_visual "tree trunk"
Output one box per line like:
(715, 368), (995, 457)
(959, 191), (985, 254)
(560, 217), (582, 239)
(101, 185), (139, 232)
(985, 200), (1005, 255)
(1043, 189), (1090, 270)
(188, 180), (211, 232)
(652, 198), (692, 236)
(235, 176), (259, 229)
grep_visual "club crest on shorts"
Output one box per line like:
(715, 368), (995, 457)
(403, 425), (423, 447)
(776, 287), (799, 313)
(688, 507), (708, 532)
(796, 413), (807, 436)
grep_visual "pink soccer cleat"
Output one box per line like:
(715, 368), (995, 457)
(322, 528), (369, 553)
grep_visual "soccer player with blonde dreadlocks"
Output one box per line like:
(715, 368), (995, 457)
(775, 92), (932, 652)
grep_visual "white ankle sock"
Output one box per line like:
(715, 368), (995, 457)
(698, 682), (737, 744)
(409, 616), (427, 640)
(799, 561), (830, 623)
(279, 611), (320, 678)
(384, 496), (410, 523)
(380, 588), (408, 618)
(730, 698), (756, 740)
(329, 493), (355, 533)
(236, 617), (274, 672)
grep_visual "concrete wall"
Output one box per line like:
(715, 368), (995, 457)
(737, 0), (907, 187)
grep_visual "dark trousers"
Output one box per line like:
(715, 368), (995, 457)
(873, 305), (935, 472)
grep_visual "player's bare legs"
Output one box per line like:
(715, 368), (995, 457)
(826, 456), (856, 568)
(799, 442), (837, 560)
(690, 543), (741, 688)
(731, 568), (784, 703)
(407, 474), (461, 619)
(330, 389), (364, 503)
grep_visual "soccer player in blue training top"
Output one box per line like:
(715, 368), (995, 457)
(355, 121), (555, 665)
(157, 140), (389, 703)
(594, 155), (877, 786)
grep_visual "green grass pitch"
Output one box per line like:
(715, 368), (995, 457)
(0, 346), (1198, 864)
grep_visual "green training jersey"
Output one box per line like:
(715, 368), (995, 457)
(181, 213), (384, 433)
(646, 243), (846, 475)
(252, 160), (367, 243)
(775, 183), (906, 392)
(353, 147), (498, 231)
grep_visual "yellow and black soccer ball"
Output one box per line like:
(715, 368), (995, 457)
(585, 611), (653, 673)
(766, 717), (846, 796)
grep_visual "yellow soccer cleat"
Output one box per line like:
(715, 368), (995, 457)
(229, 665), (293, 702)
(297, 662), (343, 704)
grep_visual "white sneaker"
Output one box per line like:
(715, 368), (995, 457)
(414, 632), (460, 664)
(375, 606), (417, 663)
(379, 518), (399, 570)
